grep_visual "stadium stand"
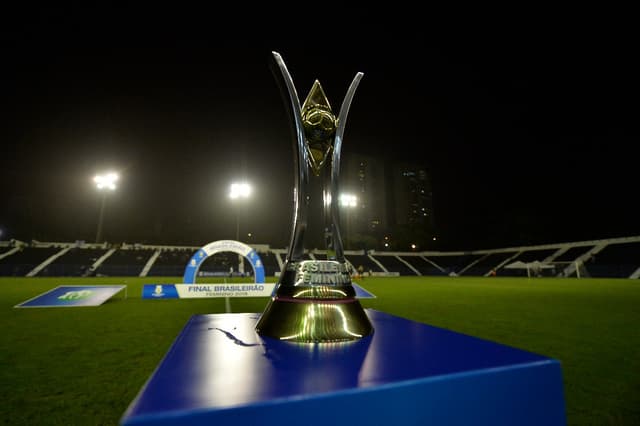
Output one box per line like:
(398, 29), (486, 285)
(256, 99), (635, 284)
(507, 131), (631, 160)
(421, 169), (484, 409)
(199, 252), (237, 275)
(0, 244), (21, 264)
(95, 248), (155, 276)
(41, 248), (108, 276)
(257, 251), (279, 277)
(427, 254), (483, 276)
(514, 249), (558, 263)
(493, 249), (561, 277)
(400, 255), (445, 276)
(0, 246), (60, 276)
(241, 257), (253, 277)
(1, 236), (638, 278)
(147, 249), (197, 277)
(370, 255), (416, 276)
(344, 254), (384, 274)
(586, 242), (640, 278)
(553, 246), (594, 262)
(458, 253), (509, 276)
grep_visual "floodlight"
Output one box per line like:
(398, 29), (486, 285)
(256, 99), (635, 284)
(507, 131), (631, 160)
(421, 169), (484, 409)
(94, 172), (119, 191)
(229, 182), (252, 199)
(93, 171), (120, 243)
(229, 182), (252, 244)
(339, 193), (357, 208)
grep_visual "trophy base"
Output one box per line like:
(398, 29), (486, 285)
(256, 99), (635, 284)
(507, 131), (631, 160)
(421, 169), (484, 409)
(255, 297), (373, 342)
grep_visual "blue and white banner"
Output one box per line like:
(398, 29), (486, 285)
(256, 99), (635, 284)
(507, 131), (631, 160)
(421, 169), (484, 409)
(15, 285), (127, 308)
(143, 283), (375, 299)
(143, 284), (276, 299)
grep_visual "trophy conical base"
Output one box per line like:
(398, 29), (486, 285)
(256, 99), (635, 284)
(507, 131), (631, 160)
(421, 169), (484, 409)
(256, 259), (374, 342)
(255, 297), (373, 343)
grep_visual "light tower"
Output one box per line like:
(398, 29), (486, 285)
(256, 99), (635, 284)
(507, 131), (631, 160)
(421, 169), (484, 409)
(93, 172), (119, 243)
(229, 182), (252, 275)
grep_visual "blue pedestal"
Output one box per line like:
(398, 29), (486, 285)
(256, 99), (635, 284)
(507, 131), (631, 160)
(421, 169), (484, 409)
(121, 310), (566, 425)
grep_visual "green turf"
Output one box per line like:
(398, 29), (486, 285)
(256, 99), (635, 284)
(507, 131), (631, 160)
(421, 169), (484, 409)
(1, 276), (638, 425)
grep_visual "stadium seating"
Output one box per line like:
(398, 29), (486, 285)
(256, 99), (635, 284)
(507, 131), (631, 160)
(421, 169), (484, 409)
(0, 246), (60, 276)
(40, 248), (108, 276)
(586, 242), (640, 278)
(257, 251), (279, 277)
(459, 253), (507, 276)
(199, 252), (237, 275)
(344, 254), (384, 274)
(1, 237), (638, 279)
(147, 250), (197, 277)
(553, 246), (594, 262)
(96, 248), (155, 276)
(399, 255), (445, 275)
(371, 255), (417, 276)
(427, 254), (482, 276)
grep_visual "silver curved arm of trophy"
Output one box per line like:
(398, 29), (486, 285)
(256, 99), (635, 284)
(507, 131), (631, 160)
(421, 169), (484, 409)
(328, 72), (364, 261)
(272, 51), (309, 263)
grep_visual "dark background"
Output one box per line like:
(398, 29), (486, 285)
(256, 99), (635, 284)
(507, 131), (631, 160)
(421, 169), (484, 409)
(0, 7), (636, 250)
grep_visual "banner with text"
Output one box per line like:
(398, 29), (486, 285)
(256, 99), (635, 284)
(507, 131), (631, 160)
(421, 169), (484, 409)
(143, 284), (276, 299)
(142, 283), (375, 299)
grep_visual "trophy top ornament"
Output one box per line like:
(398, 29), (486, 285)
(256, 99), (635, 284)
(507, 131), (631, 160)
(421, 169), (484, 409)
(301, 80), (337, 176)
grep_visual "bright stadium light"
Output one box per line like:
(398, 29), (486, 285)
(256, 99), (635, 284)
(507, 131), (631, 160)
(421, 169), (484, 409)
(93, 172), (119, 243)
(229, 182), (252, 199)
(93, 172), (119, 191)
(339, 193), (357, 208)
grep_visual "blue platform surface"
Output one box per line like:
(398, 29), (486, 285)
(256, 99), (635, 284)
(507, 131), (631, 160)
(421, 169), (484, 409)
(121, 310), (565, 425)
(352, 282), (376, 298)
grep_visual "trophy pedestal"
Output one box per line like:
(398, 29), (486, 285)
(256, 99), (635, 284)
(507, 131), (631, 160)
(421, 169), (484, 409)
(121, 310), (566, 425)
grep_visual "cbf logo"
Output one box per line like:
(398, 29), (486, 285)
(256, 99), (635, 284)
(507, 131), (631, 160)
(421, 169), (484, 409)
(152, 285), (165, 297)
(58, 290), (93, 301)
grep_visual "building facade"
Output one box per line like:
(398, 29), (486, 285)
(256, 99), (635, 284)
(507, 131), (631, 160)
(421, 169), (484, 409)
(340, 153), (434, 251)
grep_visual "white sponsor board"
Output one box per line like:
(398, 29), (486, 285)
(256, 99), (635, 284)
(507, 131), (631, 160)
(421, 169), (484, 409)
(143, 283), (375, 299)
(175, 283), (275, 298)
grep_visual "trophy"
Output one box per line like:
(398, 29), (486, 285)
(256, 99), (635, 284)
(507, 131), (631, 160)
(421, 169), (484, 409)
(255, 52), (374, 342)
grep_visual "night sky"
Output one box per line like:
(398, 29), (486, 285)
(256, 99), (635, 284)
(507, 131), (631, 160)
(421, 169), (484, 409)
(1, 8), (636, 250)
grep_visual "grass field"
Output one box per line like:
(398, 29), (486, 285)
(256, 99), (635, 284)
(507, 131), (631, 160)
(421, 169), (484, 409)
(1, 276), (639, 425)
